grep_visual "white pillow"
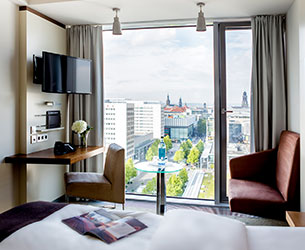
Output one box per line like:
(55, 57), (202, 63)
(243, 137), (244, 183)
(147, 209), (249, 250)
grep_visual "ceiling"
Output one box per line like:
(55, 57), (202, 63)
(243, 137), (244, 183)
(11, 0), (294, 25)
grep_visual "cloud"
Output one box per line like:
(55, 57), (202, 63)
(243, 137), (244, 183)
(103, 27), (251, 106)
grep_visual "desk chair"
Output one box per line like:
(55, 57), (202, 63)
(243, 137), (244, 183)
(64, 143), (125, 208)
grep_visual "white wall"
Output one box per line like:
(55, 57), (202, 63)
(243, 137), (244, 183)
(287, 0), (305, 211)
(19, 10), (67, 202)
(287, 1), (300, 133)
(0, 0), (20, 212)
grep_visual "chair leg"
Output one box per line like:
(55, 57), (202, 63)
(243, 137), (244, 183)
(65, 194), (70, 203)
(122, 203), (125, 210)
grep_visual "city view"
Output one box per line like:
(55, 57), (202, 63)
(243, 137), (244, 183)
(103, 26), (252, 200)
(104, 94), (250, 200)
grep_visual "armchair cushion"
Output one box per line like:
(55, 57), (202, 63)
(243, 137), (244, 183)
(229, 179), (285, 218)
(65, 172), (111, 200)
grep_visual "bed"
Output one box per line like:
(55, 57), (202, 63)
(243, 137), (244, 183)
(0, 202), (305, 250)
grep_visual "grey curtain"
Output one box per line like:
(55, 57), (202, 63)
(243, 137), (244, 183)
(251, 15), (287, 152)
(67, 25), (104, 172)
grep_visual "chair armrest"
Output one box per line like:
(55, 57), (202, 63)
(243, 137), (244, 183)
(229, 148), (277, 181)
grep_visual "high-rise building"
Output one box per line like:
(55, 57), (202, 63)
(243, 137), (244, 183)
(104, 100), (135, 159)
(241, 91), (249, 108)
(127, 100), (164, 139)
(166, 94), (171, 106)
(179, 97), (183, 107)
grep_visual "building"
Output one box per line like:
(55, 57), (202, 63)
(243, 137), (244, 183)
(164, 116), (196, 141)
(134, 133), (154, 162)
(127, 100), (164, 139)
(104, 100), (135, 159)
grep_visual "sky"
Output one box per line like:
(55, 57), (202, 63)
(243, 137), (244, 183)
(103, 26), (252, 106)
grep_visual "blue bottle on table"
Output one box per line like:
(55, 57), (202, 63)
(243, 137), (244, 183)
(158, 137), (166, 162)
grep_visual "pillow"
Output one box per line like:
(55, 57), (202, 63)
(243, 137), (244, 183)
(147, 209), (249, 250)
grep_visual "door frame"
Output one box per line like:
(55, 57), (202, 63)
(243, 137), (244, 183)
(213, 22), (251, 204)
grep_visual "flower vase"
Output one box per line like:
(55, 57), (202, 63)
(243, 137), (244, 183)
(79, 132), (89, 148)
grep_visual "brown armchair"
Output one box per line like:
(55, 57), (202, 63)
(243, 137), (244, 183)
(64, 143), (125, 205)
(228, 131), (300, 219)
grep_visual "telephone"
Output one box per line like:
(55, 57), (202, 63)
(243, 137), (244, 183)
(54, 141), (76, 155)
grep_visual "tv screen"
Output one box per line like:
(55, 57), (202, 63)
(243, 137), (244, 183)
(42, 52), (92, 94)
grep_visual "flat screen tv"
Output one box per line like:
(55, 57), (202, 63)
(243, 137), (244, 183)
(42, 51), (92, 94)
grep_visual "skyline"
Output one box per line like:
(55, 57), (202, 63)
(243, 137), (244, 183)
(103, 26), (252, 106)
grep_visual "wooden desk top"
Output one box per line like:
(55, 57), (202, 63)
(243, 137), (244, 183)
(286, 211), (305, 227)
(5, 146), (105, 165)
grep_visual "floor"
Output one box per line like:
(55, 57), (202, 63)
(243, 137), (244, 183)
(66, 198), (288, 227)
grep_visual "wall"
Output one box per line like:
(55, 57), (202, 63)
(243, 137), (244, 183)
(19, 9), (67, 202)
(286, 1), (300, 133)
(286, 0), (305, 211)
(0, 0), (20, 212)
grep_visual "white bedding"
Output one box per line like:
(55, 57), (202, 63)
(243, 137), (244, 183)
(0, 204), (162, 250)
(1, 204), (305, 250)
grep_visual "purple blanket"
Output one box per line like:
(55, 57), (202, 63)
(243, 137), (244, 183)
(0, 201), (68, 242)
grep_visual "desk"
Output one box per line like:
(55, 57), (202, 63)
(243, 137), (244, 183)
(5, 146), (105, 203)
(5, 146), (105, 165)
(135, 161), (183, 215)
(286, 211), (305, 227)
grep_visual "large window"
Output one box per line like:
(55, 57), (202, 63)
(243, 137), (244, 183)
(103, 23), (252, 203)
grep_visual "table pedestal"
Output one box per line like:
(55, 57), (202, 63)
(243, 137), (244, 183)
(157, 172), (166, 215)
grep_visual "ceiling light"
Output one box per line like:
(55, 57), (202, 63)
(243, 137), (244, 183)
(196, 2), (206, 32)
(112, 8), (122, 35)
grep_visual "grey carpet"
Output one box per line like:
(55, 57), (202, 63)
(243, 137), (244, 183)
(68, 198), (288, 227)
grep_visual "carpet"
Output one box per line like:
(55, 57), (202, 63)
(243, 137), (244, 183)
(68, 198), (288, 227)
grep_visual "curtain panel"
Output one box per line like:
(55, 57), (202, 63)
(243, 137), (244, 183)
(67, 25), (104, 172)
(251, 15), (287, 152)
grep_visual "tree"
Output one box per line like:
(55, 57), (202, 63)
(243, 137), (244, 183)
(167, 174), (183, 196)
(151, 139), (160, 155)
(145, 147), (154, 161)
(196, 140), (204, 154)
(196, 118), (207, 138)
(186, 139), (193, 149)
(180, 140), (193, 160)
(173, 149), (184, 163)
(187, 147), (200, 165)
(163, 135), (173, 152)
(125, 158), (137, 184)
(142, 177), (157, 194)
(178, 168), (188, 188)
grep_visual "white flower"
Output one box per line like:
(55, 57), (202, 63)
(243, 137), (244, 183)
(72, 120), (87, 134)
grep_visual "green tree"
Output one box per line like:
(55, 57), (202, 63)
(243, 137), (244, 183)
(145, 147), (154, 161)
(167, 174), (183, 196)
(125, 158), (137, 184)
(178, 168), (188, 188)
(151, 139), (160, 155)
(186, 139), (193, 149)
(196, 140), (204, 154)
(142, 177), (157, 194)
(173, 149), (184, 163)
(187, 147), (200, 165)
(197, 118), (207, 138)
(163, 135), (173, 152)
(180, 140), (193, 160)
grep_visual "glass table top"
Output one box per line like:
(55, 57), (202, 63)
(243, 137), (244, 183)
(135, 160), (183, 173)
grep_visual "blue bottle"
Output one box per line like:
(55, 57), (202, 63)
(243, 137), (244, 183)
(158, 137), (166, 161)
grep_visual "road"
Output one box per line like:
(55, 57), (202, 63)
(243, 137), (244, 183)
(182, 169), (204, 198)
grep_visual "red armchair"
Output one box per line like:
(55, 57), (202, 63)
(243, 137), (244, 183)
(228, 131), (300, 219)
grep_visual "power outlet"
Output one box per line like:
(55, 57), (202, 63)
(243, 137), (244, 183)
(30, 135), (37, 144)
(36, 134), (48, 143)
(37, 135), (42, 142)
(42, 134), (48, 141)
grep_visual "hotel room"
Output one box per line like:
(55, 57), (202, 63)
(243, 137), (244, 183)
(0, 0), (305, 249)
